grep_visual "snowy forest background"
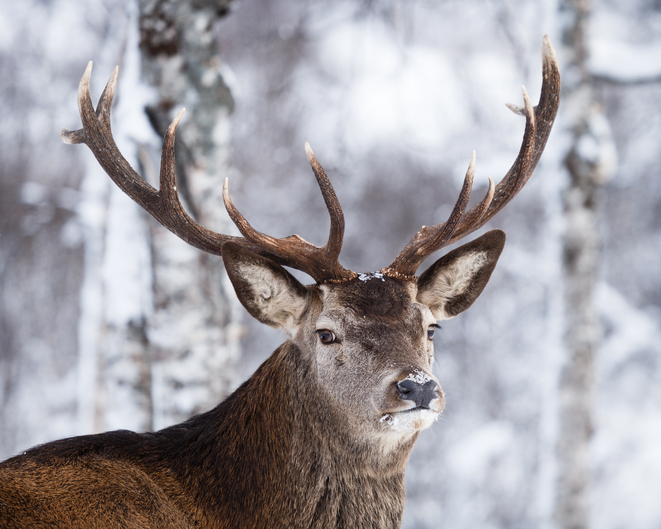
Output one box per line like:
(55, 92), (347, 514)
(1, 0), (660, 527)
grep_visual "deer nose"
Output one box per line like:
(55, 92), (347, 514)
(395, 379), (438, 409)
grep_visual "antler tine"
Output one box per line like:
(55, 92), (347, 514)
(384, 152), (478, 278)
(61, 62), (93, 145)
(221, 146), (356, 283)
(62, 62), (256, 257)
(221, 178), (300, 256)
(96, 65), (118, 129)
(447, 35), (560, 243)
(385, 35), (560, 277)
(304, 142), (345, 262)
(447, 84), (536, 243)
(62, 62), (161, 208)
(61, 63), (118, 144)
(155, 107), (241, 251)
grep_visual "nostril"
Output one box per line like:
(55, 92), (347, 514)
(422, 380), (437, 393)
(395, 379), (416, 398)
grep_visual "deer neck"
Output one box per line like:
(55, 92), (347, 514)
(157, 340), (413, 528)
(285, 342), (414, 528)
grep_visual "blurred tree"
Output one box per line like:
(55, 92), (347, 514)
(0, 0), (241, 456)
(0, 0), (133, 458)
(93, 0), (241, 432)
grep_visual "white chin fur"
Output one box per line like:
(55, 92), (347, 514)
(380, 408), (439, 433)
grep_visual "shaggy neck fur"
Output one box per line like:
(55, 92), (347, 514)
(133, 341), (415, 528)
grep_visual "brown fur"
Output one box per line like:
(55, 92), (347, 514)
(0, 343), (409, 528)
(0, 233), (504, 528)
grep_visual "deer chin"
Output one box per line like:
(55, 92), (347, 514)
(379, 407), (440, 434)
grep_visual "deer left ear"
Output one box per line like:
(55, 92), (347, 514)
(222, 242), (309, 335)
(416, 230), (506, 320)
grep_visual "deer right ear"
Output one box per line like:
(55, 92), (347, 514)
(416, 230), (506, 320)
(222, 242), (308, 334)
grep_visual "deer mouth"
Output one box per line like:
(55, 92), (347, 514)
(401, 405), (432, 413)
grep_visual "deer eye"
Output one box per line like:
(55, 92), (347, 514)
(427, 325), (439, 341)
(317, 330), (337, 344)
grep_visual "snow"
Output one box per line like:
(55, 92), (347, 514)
(447, 421), (515, 478)
(310, 17), (470, 155)
(591, 282), (661, 527)
(100, 7), (155, 328)
(404, 369), (433, 386)
(20, 181), (48, 206)
(591, 37), (661, 81)
(358, 271), (385, 282)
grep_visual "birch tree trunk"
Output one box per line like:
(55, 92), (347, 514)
(0, 0), (137, 456)
(90, 0), (240, 432)
(555, 0), (615, 526)
(137, 0), (239, 429)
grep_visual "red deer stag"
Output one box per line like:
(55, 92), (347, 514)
(0, 37), (560, 528)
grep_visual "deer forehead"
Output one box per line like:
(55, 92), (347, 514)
(314, 279), (435, 332)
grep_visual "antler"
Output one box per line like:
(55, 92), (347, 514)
(63, 35), (559, 284)
(383, 35), (561, 278)
(61, 62), (356, 283)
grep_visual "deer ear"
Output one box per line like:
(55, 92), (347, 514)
(416, 230), (506, 320)
(222, 242), (308, 334)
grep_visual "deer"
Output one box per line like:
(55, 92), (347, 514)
(0, 37), (560, 528)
